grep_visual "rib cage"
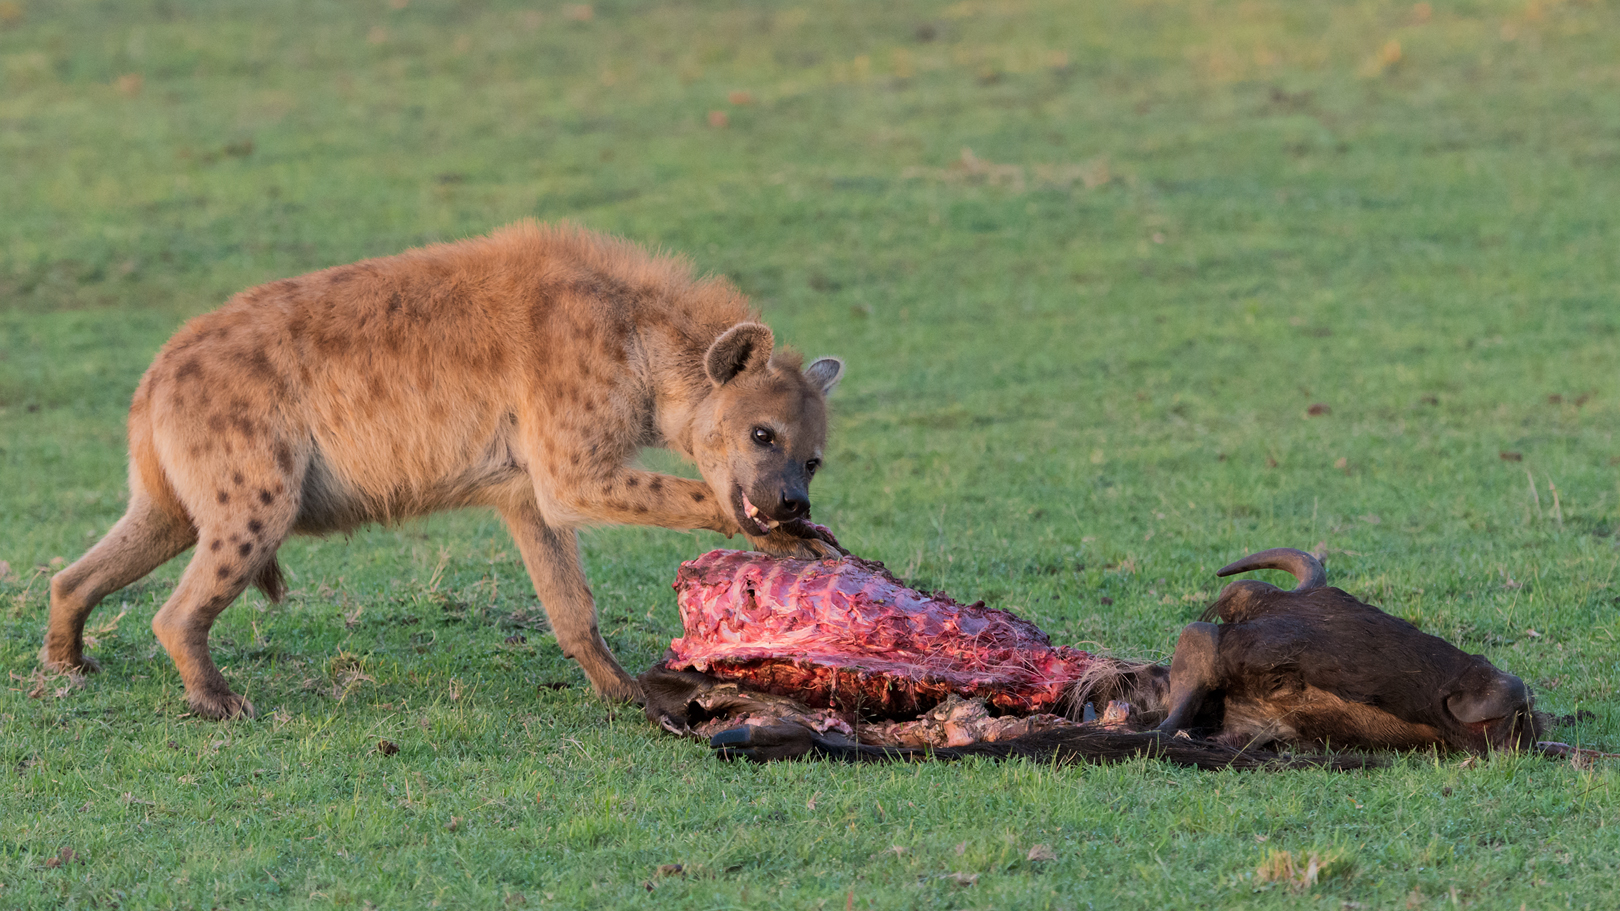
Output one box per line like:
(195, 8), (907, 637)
(667, 550), (1100, 717)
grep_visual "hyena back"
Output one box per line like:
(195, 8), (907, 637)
(44, 222), (844, 718)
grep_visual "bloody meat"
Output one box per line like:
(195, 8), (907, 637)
(651, 546), (1591, 770)
(667, 549), (1104, 717)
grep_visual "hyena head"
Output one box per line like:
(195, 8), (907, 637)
(693, 322), (844, 536)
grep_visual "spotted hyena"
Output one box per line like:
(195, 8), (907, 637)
(43, 222), (845, 718)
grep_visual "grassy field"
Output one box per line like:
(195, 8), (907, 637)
(3, 0), (1620, 907)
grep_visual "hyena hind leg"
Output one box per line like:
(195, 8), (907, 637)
(44, 493), (198, 673)
(149, 501), (297, 720)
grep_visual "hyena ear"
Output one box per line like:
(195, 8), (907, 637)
(705, 322), (774, 386)
(804, 357), (845, 397)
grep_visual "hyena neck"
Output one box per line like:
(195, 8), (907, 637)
(639, 322), (737, 460)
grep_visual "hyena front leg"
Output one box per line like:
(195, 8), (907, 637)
(547, 468), (735, 534)
(544, 465), (836, 558)
(584, 468), (838, 559)
(45, 491), (198, 673)
(501, 499), (641, 703)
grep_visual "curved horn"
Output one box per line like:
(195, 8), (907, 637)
(1215, 548), (1326, 592)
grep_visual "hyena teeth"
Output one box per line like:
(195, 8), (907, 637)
(742, 494), (771, 534)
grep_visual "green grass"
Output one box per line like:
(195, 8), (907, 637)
(4, 0), (1620, 907)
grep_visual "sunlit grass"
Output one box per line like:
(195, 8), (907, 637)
(3, 0), (1620, 907)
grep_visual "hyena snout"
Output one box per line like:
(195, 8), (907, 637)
(776, 484), (810, 520)
(742, 489), (809, 525)
(739, 464), (816, 524)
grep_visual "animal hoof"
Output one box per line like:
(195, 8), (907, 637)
(188, 691), (256, 720)
(709, 723), (818, 762)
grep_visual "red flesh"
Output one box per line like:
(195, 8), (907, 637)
(668, 550), (1097, 718)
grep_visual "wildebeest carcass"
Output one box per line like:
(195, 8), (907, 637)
(642, 545), (1578, 770)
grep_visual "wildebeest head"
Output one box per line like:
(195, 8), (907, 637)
(1201, 548), (1543, 753)
(691, 322), (844, 535)
(1442, 659), (1538, 751)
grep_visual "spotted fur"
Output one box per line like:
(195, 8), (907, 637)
(43, 222), (845, 718)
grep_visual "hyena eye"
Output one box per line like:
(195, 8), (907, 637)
(751, 427), (775, 446)
(806, 459), (821, 476)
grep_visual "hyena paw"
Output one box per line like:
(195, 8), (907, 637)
(592, 675), (645, 706)
(38, 645), (100, 674)
(187, 689), (256, 720)
(800, 538), (842, 560)
(748, 526), (841, 561)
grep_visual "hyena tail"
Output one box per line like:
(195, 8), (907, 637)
(254, 559), (286, 604)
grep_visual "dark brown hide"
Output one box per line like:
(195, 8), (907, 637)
(1160, 548), (1545, 753)
(647, 546), (1560, 770)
